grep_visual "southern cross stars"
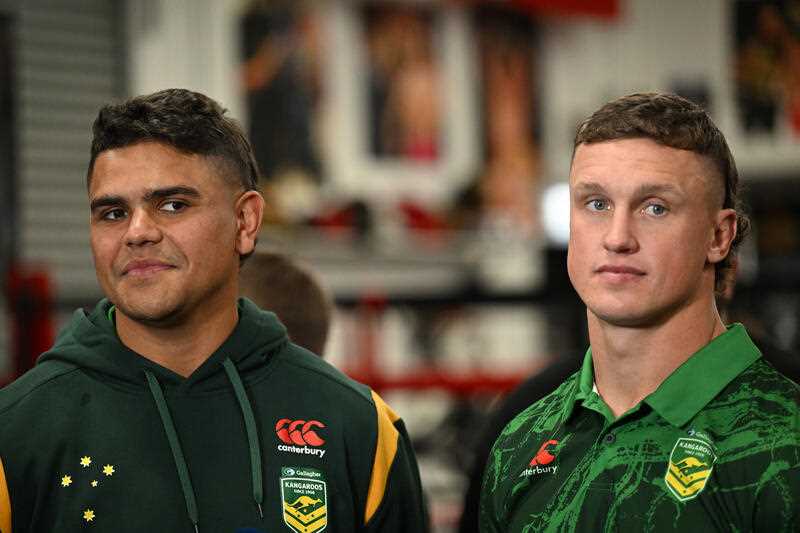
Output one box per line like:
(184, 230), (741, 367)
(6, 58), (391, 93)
(60, 457), (115, 491)
(83, 509), (95, 522)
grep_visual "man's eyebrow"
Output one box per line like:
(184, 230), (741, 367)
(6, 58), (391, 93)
(572, 181), (683, 197)
(89, 195), (126, 212)
(571, 181), (605, 195)
(89, 186), (202, 212)
(631, 182), (683, 198)
(143, 186), (201, 202)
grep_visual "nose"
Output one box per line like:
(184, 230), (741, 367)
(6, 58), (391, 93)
(603, 211), (638, 254)
(125, 208), (162, 246)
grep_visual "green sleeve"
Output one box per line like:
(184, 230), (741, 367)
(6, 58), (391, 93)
(478, 442), (504, 533)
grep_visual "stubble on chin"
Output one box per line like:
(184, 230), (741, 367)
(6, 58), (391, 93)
(112, 294), (188, 329)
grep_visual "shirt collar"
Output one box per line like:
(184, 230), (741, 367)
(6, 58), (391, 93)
(561, 346), (595, 420)
(561, 324), (761, 426)
(645, 323), (761, 426)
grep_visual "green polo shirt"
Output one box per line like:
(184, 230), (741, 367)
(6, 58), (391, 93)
(480, 324), (800, 532)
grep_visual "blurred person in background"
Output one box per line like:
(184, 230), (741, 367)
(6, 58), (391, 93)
(239, 251), (333, 357)
(480, 92), (799, 531)
(0, 88), (428, 533)
(718, 257), (800, 384)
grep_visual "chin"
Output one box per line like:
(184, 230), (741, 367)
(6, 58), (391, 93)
(594, 313), (652, 328)
(115, 298), (186, 327)
(589, 302), (674, 329)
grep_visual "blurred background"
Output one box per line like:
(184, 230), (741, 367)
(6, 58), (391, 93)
(1, 0), (799, 530)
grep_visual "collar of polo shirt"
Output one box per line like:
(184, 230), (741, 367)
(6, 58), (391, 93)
(561, 324), (762, 427)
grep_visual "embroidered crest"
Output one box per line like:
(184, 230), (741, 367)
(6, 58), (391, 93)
(664, 437), (716, 501)
(280, 467), (328, 533)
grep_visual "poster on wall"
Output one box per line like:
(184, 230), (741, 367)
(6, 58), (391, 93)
(466, 6), (541, 237)
(362, 4), (443, 163)
(240, 1), (326, 223)
(727, 0), (800, 178)
(734, 0), (800, 138)
(325, 2), (479, 207)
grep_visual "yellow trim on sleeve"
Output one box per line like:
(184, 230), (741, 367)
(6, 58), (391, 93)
(0, 457), (11, 533)
(364, 390), (400, 525)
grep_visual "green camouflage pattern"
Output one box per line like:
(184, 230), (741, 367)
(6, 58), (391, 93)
(480, 325), (800, 532)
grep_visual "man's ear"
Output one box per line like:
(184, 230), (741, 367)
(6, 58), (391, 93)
(234, 191), (265, 256)
(707, 208), (737, 264)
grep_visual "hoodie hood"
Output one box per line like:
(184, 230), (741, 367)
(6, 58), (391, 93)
(38, 297), (289, 392)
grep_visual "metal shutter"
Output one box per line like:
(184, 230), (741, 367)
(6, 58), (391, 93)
(16, 0), (123, 304)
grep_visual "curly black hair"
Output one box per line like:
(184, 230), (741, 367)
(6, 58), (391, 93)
(87, 88), (259, 192)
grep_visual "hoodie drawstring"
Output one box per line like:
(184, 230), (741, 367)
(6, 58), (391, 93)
(222, 357), (265, 518)
(145, 370), (200, 533)
(144, 360), (266, 532)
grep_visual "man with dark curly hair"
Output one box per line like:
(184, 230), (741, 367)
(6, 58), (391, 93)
(0, 89), (428, 533)
(480, 93), (799, 532)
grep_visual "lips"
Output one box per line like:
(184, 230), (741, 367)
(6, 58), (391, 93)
(596, 265), (645, 276)
(595, 264), (646, 284)
(121, 259), (174, 277)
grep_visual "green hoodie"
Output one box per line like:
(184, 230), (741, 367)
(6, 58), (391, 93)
(0, 298), (428, 533)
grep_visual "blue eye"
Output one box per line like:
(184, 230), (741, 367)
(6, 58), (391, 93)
(587, 199), (608, 211)
(643, 203), (667, 216)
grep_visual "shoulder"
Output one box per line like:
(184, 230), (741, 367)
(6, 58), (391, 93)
(485, 372), (578, 484)
(0, 360), (79, 416)
(719, 361), (800, 526)
(742, 357), (800, 389)
(706, 358), (799, 460)
(271, 342), (374, 406)
(495, 358), (582, 429)
(496, 371), (579, 445)
(720, 358), (800, 421)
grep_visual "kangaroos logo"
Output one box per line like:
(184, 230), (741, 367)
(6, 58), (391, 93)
(664, 437), (717, 502)
(280, 466), (327, 533)
(276, 419), (327, 458)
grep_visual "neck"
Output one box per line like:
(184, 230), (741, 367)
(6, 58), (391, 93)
(588, 296), (726, 419)
(116, 302), (239, 377)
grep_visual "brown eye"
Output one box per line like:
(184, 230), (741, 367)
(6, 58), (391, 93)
(102, 208), (126, 221)
(160, 200), (187, 213)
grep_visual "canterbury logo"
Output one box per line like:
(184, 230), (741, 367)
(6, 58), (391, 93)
(530, 439), (558, 466)
(276, 419), (326, 447)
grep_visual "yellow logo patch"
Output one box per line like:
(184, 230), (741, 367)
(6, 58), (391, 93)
(664, 437), (716, 501)
(281, 467), (327, 533)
